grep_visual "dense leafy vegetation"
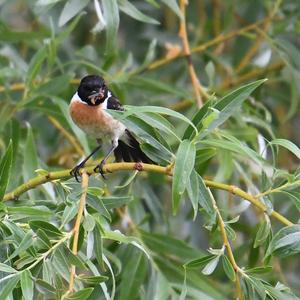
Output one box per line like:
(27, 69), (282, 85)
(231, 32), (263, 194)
(1, 0), (300, 299)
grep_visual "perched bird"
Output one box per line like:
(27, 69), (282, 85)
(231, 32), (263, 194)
(69, 75), (154, 181)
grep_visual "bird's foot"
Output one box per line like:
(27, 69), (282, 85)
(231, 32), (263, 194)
(70, 163), (85, 182)
(94, 160), (106, 179)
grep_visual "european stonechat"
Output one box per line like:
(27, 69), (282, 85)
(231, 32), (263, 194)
(69, 75), (154, 181)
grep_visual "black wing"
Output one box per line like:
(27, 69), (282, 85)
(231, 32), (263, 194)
(107, 95), (124, 111)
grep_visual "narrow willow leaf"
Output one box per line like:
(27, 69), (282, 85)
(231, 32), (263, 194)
(78, 275), (108, 285)
(0, 263), (17, 274)
(94, 222), (104, 269)
(197, 173), (214, 215)
(119, 0), (159, 24)
(29, 220), (63, 238)
(25, 47), (47, 88)
(8, 230), (34, 260)
(58, 0), (89, 26)
(7, 206), (52, 220)
(83, 213), (96, 232)
(102, 0), (119, 54)
(222, 255), (236, 281)
(183, 79), (266, 139)
(115, 171), (138, 189)
(20, 270), (34, 300)
(124, 105), (198, 134)
(119, 249), (147, 300)
(23, 126), (39, 200)
(281, 190), (300, 212)
(0, 141), (13, 201)
(184, 254), (216, 269)
(140, 230), (202, 259)
(172, 140), (196, 214)
(186, 169), (199, 220)
(245, 266), (272, 275)
(137, 112), (181, 141)
(101, 196), (133, 209)
(265, 225), (300, 259)
(270, 138), (300, 160)
(0, 274), (20, 299)
(66, 288), (94, 300)
(36, 279), (56, 297)
(254, 217), (271, 248)
(202, 255), (220, 275)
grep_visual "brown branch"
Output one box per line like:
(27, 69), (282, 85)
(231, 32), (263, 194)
(68, 172), (89, 294)
(2, 162), (293, 226)
(209, 190), (243, 299)
(179, 0), (206, 107)
(147, 16), (274, 71)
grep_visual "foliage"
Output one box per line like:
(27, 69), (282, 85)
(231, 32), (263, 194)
(0, 0), (300, 299)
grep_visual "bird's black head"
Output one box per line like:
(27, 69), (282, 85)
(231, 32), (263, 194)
(77, 75), (108, 106)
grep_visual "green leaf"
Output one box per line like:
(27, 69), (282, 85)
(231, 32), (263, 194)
(265, 225), (300, 259)
(184, 254), (216, 269)
(29, 220), (63, 238)
(140, 230), (202, 260)
(58, 0), (89, 26)
(118, 0), (159, 24)
(102, 0), (119, 54)
(36, 279), (56, 297)
(0, 141), (13, 201)
(222, 255), (236, 281)
(245, 266), (272, 274)
(94, 222), (104, 269)
(0, 263), (17, 274)
(37, 74), (72, 95)
(78, 275), (108, 285)
(270, 138), (300, 160)
(66, 288), (94, 300)
(201, 255), (220, 275)
(7, 206), (52, 220)
(186, 169), (199, 220)
(101, 195), (133, 209)
(83, 213), (96, 232)
(254, 217), (271, 248)
(183, 79), (266, 140)
(0, 274), (20, 299)
(124, 105), (198, 134)
(20, 270), (34, 300)
(23, 126), (39, 200)
(25, 47), (47, 88)
(197, 172), (214, 215)
(8, 230), (34, 260)
(119, 249), (147, 300)
(172, 140), (196, 214)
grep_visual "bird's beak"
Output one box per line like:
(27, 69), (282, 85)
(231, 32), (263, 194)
(88, 88), (105, 105)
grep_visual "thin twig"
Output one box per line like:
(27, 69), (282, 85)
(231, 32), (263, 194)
(68, 172), (89, 294)
(179, 0), (206, 107)
(235, 0), (282, 73)
(2, 162), (293, 226)
(208, 189), (243, 299)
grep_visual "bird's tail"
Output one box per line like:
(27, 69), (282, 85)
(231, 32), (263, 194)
(114, 130), (155, 164)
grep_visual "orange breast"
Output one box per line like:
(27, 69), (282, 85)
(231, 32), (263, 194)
(69, 99), (125, 139)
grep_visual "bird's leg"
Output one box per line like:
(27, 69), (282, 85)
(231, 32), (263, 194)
(70, 143), (102, 182)
(94, 139), (118, 179)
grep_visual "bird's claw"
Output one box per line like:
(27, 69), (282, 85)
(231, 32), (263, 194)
(70, 164), (84, 182)
(94, 161), (106, 179)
